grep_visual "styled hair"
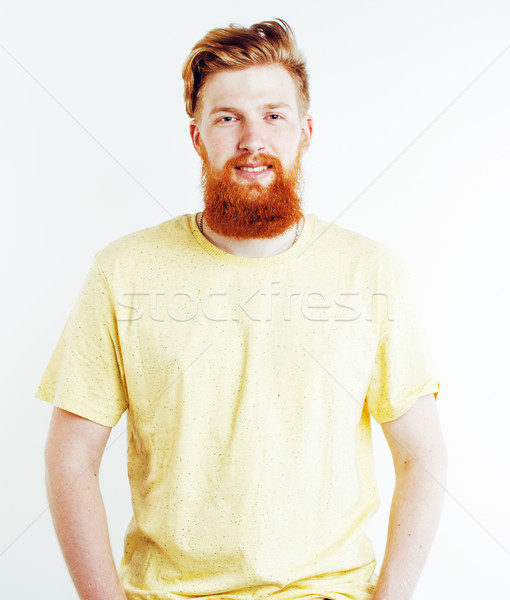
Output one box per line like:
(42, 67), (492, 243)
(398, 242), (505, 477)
(182, 18), (310, 120)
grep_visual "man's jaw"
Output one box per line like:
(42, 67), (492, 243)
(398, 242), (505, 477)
(200, 149), (303, 240)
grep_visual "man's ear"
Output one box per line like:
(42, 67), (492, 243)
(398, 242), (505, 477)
(189, 119), (202, 156)
(300, 114), (313, 152)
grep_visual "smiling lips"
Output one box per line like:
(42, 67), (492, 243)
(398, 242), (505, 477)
(235, 164), (273, 181)
(236, 165), (271, 172)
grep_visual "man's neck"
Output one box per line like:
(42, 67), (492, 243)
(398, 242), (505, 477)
(196, 212), (302, 258)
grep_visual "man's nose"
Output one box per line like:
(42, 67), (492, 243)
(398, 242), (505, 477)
(238, 120), (266, 154)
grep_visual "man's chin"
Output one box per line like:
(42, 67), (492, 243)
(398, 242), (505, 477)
(232, 174), (275, 189)
(238, 184), (267, 198)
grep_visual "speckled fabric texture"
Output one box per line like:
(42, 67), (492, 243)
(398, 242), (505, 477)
(36, 212), (439, 600)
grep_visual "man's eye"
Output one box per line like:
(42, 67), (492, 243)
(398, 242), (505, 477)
(268, 114), (281, 120)
(220, 116), (235, 122)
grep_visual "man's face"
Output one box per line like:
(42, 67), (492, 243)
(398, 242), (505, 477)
(189, 64), (313, 239)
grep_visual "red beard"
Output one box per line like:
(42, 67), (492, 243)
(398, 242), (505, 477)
(199, 144), (304, 240)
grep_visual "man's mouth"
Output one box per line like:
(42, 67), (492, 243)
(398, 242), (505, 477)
(236, 165), (272, 173)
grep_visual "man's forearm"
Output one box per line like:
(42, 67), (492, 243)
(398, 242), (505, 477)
(46, 461), (126, 600)
(371, 458), (447, 600)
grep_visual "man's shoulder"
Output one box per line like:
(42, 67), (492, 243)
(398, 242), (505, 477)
(310, 213), (406, 274)
(92, 213), (191, 270)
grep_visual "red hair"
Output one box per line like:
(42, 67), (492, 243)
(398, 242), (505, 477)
(182, 19), (310, 120)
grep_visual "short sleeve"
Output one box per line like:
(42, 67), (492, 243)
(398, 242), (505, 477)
(366, 258), (440, 423)
(35, 256), (129, 426)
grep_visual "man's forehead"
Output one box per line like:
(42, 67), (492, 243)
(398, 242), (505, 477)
(200, 65), (300, 114)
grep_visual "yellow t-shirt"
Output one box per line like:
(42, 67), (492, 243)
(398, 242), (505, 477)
(35, 212), (439, 600)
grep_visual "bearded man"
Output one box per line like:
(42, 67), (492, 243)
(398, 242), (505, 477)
(37, 19), (446, 600)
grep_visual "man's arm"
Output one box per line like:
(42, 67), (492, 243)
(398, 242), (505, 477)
(45, 407), (127, 600)
(371, 394), (447, 600)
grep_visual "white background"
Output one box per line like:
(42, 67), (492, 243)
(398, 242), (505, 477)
(1, 0), (509, 597)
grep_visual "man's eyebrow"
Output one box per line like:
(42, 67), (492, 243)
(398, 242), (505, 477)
(209, 103), (292, 116)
